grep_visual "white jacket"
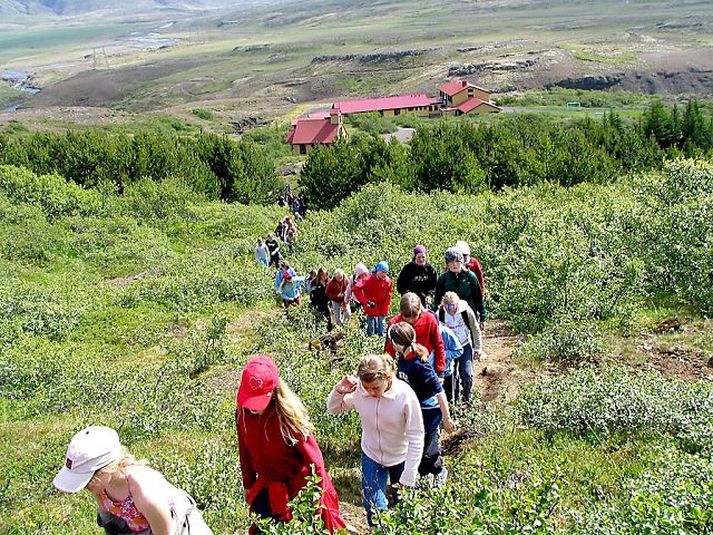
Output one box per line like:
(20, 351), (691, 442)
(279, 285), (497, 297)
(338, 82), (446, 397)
(327, 378), (424, 486)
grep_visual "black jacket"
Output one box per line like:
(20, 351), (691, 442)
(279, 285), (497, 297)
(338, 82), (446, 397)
(396, 261), (437, 305)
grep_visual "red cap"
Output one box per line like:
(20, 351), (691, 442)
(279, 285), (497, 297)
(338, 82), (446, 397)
(237, 356), (280, 411)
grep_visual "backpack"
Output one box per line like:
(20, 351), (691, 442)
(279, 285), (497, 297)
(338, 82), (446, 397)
(438, 307), (473, 334)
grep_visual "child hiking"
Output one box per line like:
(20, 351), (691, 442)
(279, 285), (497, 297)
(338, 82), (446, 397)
(385, 293), (446, 379)
(236, 356), (346, 534)
(353, 261), (392, 337)
(437, 291), (483, 405)
(53, 426), (212, 535)
(387, 322), (455, 487)
(327, 354), (423, 526)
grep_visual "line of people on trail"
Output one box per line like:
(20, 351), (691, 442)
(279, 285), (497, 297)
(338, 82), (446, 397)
(54, 239), (488, 534)
(279, 184), (307, 221)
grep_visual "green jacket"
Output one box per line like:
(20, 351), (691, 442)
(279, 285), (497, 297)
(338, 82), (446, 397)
(434, 269), (487, 322)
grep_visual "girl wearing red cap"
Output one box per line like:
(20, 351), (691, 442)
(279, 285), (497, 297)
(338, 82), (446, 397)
(235, 356), (346, 534)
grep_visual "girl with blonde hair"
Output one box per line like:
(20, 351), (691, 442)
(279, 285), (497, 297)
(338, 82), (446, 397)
(327, 353), (424, 526)
(53, 426), (212, 534)
(236, 355), (345, 534)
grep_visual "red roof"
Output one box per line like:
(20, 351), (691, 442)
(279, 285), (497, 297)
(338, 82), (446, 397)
(439, 80), (491, 97)
(286, 117), (342, 145)
(333, 94), (434, 114)
(457, 97), (501, 114)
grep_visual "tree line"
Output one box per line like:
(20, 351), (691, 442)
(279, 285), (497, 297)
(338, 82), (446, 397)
(0, 131), (284, 205)
(300, 100), (713, 210)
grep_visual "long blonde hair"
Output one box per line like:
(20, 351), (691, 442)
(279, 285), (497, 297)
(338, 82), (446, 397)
(273, 381), (315, 444)
(238, 381), (315, 446)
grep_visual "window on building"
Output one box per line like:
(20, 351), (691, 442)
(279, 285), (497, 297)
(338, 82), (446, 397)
(299, 145), (307, 155)
(394, 109), (401, 116)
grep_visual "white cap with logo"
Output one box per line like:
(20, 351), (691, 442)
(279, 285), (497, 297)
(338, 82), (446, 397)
(53, 426), (122, 493)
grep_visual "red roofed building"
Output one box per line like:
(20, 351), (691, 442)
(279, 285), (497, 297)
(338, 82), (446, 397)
(439, 80), (493, 108)
(286, 108), (348, 155)
(332, 95), (441, 118)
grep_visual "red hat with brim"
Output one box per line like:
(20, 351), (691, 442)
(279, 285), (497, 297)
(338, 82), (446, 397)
(237, 355), (280, 411)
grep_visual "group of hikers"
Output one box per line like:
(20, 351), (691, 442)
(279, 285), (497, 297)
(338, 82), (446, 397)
(254, 216), (301, 268)
(54, 226), (488, 533)
(279, 184), (307, 221)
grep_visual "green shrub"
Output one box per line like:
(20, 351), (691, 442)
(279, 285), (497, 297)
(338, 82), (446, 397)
(192, 108), (214, 121)
(514, 316), (609, 364)
(517, 366), (713, 452)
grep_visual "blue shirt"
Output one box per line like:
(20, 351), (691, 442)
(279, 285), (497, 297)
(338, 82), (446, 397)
(397, 355), (443, 432)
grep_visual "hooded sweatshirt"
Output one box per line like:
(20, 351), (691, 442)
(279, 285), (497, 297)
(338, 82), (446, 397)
(434, 269), (487, 323)
(327, 378), (424, 487)
(385, 312), (446, 375)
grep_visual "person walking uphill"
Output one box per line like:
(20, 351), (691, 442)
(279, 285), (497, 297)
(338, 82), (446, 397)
(265, 235), (281, 269)
(353, 262), (392, 337)
(387, 322), (455, 487)
(434, 249), (487, 330)
(236, 356), (346, 535)
(327, 354), (424, 526)
(396, 245), (437, 308)
(385, 293), (446, 379)
(326, 269), (349, 327)
(53, 426), (212, 535)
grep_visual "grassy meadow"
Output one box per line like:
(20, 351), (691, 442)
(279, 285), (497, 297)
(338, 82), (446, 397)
(1, 156), (712, 533)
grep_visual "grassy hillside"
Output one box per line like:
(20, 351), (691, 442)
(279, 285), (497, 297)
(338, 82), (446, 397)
(1, 157), (712, 533)
(1, 0), (710, 120)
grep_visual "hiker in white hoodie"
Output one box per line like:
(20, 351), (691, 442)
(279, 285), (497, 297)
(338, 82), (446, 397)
(437, 291), (483, 405)
(327, 353), (424, 526)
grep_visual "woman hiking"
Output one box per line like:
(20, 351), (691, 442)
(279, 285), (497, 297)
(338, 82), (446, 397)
(53, 426), (212, 535)
(327, 353), (423, 526)
(236, 356), (346, 534)
(309, 267), (332, 331)
(396, 245), (437, 308)
(325, 269), (349, 327)
(254, 238), (270, 267)
(387, 322), (455, 487)
(434, 248), (487, 332)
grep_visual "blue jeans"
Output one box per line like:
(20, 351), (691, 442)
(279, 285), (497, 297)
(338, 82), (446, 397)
(366, 315), (385, 337)
(453, 343), (474, 404)
(361, 452), (405, 526)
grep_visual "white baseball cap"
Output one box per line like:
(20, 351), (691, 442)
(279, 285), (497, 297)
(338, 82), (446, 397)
(454, 240), (471, 256)
(53, 426), (122, 493)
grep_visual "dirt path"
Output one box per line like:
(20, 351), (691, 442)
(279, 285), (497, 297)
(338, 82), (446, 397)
(474, 319), (528, 404)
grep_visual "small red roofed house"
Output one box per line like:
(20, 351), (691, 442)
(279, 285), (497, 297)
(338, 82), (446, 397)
(332, 94), (441, 118)
(439, 80), (500, 115)
(286, 107), (348, 155)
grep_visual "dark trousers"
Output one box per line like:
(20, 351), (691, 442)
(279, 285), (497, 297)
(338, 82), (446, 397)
(418, 426), (443, 476)
(453, 343), (474, 404)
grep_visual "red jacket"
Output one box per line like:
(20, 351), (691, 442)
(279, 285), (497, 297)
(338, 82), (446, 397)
(353, 273), (392, 317)
(466, 257), (486, 296)
(325, 277), (348, 304)
(236, 408), (345, 534)
(385, 312), (446, 375)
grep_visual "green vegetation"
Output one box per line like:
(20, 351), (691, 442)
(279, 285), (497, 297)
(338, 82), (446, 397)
(1, 154), (712, 532)
(301, 101), (713, 210)
(0, 131), (285, 205)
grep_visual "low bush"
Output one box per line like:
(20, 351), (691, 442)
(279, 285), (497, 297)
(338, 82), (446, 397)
(517, 366), (713, 452)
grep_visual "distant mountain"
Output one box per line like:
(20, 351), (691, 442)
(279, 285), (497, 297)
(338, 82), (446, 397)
(0, 0), (259, 23)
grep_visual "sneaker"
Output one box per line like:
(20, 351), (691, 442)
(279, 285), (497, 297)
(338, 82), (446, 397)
(435, 466), (448, 488)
